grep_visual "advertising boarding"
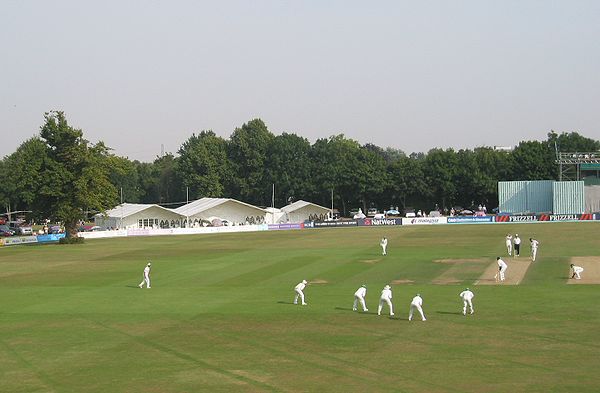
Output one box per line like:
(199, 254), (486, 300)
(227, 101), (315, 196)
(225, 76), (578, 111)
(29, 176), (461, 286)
(447, 216), (494, 224)
(357, 218), (402, 226)
(401, 217), (447, 225)
(307, 220), (358, 228)
(495, 215), (538, 222)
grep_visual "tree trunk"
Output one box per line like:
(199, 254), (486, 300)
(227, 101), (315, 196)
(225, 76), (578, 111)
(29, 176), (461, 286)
(66, 220), (79, 238)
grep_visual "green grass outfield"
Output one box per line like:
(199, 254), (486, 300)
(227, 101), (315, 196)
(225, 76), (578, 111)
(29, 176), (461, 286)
(1, 223), (600, 393)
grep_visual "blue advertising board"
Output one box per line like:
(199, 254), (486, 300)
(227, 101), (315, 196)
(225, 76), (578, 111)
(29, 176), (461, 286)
(447, 216), (494, 224)
(36, 233), (66, 243)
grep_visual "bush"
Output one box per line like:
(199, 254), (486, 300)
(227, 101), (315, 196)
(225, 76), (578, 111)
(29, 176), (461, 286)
(59, 236), (85, 245)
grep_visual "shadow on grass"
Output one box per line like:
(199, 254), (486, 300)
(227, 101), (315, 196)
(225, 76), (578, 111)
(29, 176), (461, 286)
(126, 285), (140, 288)
(277, 301), (295, 305)
(436, 311), (463, 315)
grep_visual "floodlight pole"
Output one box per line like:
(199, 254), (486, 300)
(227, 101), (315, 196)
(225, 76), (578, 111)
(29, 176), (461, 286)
(186, 186), (189, 228)
(331, 189), (334, 219)
(120, 188), (123, 229)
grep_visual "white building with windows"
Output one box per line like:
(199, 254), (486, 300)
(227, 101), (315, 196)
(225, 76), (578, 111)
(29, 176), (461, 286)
(94, 203), (185, 230)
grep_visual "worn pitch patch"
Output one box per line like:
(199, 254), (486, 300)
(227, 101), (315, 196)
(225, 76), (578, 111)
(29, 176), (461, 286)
(475, 258), (531, 285)
(360, 259), (379, 264)
(431, 259), (487, 284)
(433, 258), (487, 264)
(567, 257), (600, 284)
(309, 279), (328, 284)
(391, 279), (414, 284)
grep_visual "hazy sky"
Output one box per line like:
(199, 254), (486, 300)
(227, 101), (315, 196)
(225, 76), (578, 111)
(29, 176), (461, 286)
(2, 1), (600, 161)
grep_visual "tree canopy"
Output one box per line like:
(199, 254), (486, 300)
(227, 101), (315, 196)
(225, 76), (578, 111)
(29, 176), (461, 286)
(2, 112), (599, 224)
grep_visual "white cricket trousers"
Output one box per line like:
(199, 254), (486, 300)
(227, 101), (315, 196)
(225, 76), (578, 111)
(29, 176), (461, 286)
(499, 266), (507, 281)
(381, 245), (387, 255)
(378, 298), (394, 316)
(409, 304), (426, 321)
(294, 289), (306, 305)
(353, 295), (367, 311)
(531, 247), (538, 261)
(463, 299), (474, 315)
(139, 275), (150, 288)
(506, 242), (512, 256)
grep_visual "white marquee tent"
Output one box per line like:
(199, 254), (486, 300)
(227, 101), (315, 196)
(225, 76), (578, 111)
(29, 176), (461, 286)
(173, 198), (267, 226)
(94, 203), (185, 229)
(278, 200), (331, 223)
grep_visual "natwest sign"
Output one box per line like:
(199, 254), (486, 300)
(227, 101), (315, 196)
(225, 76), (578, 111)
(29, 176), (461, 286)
(357, 218), (402, 226)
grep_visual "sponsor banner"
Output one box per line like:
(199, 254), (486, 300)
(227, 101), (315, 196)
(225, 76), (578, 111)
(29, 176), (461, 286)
(308, 220), (358, 228)
(447, 216), (494, 224)
(268, 223), (304, 230)
(401, 217), (448, 225)
(2, 236), (39, 246)
(79, 230), (128, 239)
(495, 215), (538, 223)
(127, 228), (151, 237)
(538, 214), (593, 222)
(36, 234), (66, 243)
(357, 218), (402, 226)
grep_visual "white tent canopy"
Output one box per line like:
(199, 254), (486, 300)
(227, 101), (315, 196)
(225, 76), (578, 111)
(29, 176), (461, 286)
(172, 198), (267, 225)
(94, 203), (185, 229)
(277, 200), (330, 223)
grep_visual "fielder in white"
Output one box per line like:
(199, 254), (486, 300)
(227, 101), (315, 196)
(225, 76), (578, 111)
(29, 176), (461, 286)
(505, 234), (513, 256)
(294, 280), (308, 305)
(138, 262), (151, 288)
(496, 257), (508, 282)
(353, 284), (368, 312)
(408, 294), (426, 321)
(380, 237), (388, 256)
(377, 285), (394, 316)
(529, 238), (539, 262)
(571, 264), (584, 279)
(459, 288), (474, 315)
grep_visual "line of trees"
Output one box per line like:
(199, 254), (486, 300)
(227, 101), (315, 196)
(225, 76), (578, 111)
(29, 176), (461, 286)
(1, 111), (599, 236)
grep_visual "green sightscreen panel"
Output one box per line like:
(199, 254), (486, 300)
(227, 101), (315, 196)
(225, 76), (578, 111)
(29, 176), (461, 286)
(581, 163), (600, 170)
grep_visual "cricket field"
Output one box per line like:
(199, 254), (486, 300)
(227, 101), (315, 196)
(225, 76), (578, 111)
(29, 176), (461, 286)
(1, 222), (599, 392)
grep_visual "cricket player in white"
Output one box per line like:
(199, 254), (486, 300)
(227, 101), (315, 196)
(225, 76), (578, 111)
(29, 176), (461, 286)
(380, 237), (388, 256)
(377, 285), (394, 316)
(529, 238), (539, 261)
(513, 234), (521, 257)
(571, 264), (584, 279)
(138, 262), (151, 288)
(353, 284), (368, 312)
(408, 294), (426, 321)
(294, 280), (308, 305)
(496, 257), (508, 281)
(459, 288), (474, 315)
(505, 234), (513, 256)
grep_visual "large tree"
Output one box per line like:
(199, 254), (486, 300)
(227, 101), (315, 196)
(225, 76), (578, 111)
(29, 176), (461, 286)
(0, 137), (46, 218)
(35, 111), (117, 237)
(264, 133), (314, 207)
(108, 156), (144, 203)
(311, 135), (367, 215)
(386, 155), (429, 211)
(228, 119), (274, 206)
(176, 131), (231, 199)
